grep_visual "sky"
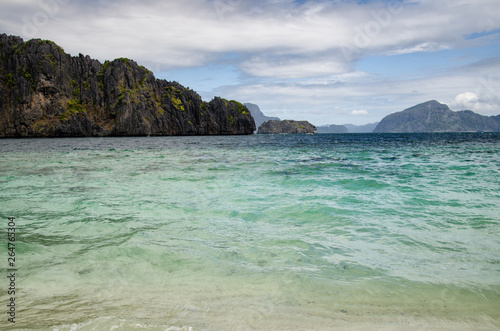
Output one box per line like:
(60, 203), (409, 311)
(1, 0), (500, 126)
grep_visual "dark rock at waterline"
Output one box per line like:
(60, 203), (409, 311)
(258, 120), (317, 134)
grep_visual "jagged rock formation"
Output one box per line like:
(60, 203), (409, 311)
(374, 100), (500, 133)
(0, 34), (255, 137)
(257, 120), (316, 134)
(243, 103), (280, 130)
(316, 124), (348, 133)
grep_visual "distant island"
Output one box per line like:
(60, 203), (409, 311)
(258, 120), (317, 134)
(0, 34), (255, 138)
(316, 124), (348, 134)
(374, 100), (500, 133)
(317, 101), (499, 134)
(250, 99), (499, 134)
(343, 123), (379, 133)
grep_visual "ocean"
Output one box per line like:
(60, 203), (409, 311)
(1, 133), (499, 330)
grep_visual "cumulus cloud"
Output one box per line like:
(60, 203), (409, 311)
(452, 92), (479, 110)
(451, 90), (500, 114)
(352, 110), (369, 116)
(7, 0), (499, 72)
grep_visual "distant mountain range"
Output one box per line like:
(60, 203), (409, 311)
(246, 104), (377, 133)
(344, 123), (379, 133)
(316, 123), (379, 133)
(316, 124), (348, 133)
(374, 100), (500, 133)
(319, 101), (500, 134)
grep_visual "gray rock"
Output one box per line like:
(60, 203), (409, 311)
(258, 120), (316, 134)
(0, 34), (255, 137)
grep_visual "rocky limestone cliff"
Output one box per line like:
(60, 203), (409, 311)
(374, 100), (500, 133)
(0, 34), (255, 137)
(257, 120), (316, 134)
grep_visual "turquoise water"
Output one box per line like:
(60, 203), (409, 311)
(1, 133), (499, 330)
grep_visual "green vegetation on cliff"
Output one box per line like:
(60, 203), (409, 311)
(0, 34), (255, 137)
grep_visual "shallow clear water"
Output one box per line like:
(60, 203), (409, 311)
(1, 133), (499, 330)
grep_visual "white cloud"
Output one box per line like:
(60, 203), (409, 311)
(452, 92), (479, 110)
(240, 56), (350, 79)
(352, 110), (368, 116)
(5, 0), (499, 71)
(451, 90), (500, 114)
(386, 42), (450, 56)
(213, 62), (500, 126)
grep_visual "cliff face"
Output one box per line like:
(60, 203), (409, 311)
(374, 100), (500, 133)
(257, 120), (316, 134)
(0, 34), (255, 137)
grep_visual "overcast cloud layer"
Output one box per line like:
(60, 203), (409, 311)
(1, 0), (500, 125)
